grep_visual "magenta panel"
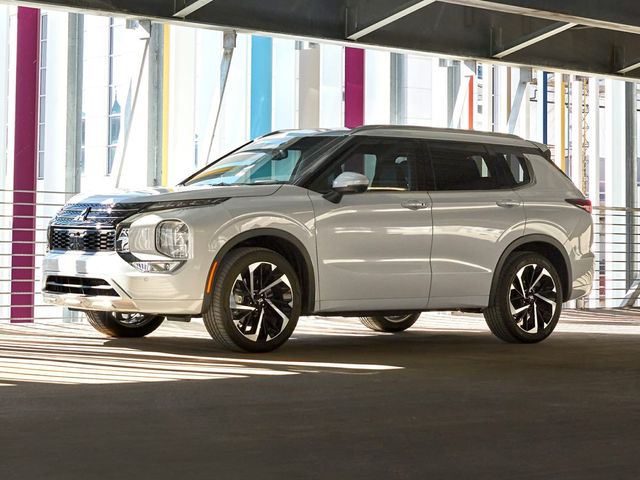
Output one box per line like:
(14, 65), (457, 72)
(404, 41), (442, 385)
(344, 47), (364, 128)
(11, 7), (40, 323)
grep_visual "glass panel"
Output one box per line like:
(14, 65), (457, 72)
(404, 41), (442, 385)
(494, 150), (531, 187)
(109, 115), (121, 145)
(107, 146), (116, 175)
(309, 138), (422, 193)
(184, 136), (334, 187)
(428, 142), (500, 191)
(37, 151), (45, 179)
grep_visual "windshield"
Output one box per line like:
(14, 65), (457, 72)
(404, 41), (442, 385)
(183, 135), (336, 187)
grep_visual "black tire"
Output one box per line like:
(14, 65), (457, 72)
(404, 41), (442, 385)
(359, 313), (421, 333)
(84, 311), (164, 338)
(484, 251), (563, 343)
(203, 247), (301, 353)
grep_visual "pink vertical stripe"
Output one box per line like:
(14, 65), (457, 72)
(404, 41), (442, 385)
(11, 7), (40, 323)
(344, 47), (364, 128)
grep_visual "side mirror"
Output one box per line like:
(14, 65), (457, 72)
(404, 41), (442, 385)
(323, 172), (370, 203)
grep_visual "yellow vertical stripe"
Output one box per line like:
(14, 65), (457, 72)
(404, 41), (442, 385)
(161, 23), (170, 186)
(560, 79), (566, 172)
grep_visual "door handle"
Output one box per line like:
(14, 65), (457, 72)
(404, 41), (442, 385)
(496, 199), (521, 208)
(401, 200), (430, 210)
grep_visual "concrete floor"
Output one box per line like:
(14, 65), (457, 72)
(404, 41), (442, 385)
(1, 311), (639, 479)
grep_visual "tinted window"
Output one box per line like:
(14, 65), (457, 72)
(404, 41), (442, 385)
(428, 142), (530, 191)
(494, 148), (531, 187)
(309, 138), (424, 193)
(428, 142), (498, 191)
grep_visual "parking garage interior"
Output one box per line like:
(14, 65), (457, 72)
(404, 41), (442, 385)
(1, 1), (640, 478)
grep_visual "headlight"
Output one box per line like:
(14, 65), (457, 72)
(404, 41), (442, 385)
(156, 221), (189, 259)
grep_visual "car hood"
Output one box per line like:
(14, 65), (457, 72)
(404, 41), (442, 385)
(67, 184), (282, 206)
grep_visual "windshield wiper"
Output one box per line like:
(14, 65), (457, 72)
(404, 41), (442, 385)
(250, 180), (289, 185)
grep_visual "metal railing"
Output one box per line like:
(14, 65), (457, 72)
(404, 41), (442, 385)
(0, 188), (73, 323)
(588, 205), (640, 308)
(0, 190), (639, 322)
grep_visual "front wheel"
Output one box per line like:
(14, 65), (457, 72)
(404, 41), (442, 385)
(85, 311), (164, 338)
(359, 313), (421, 333)
(203, 247), (301, 353)
(484, 252), (563, 343)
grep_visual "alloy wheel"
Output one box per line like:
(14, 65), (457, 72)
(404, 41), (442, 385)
(113, 312), (155, 327)
(508, 264), (558, 334)
(229, 261), (294, 342)
(383, 315), (415, 323)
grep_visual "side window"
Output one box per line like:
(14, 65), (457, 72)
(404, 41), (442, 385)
(494, 149), (531, 187)
(428, 142), (500, 191)
(308, 138), (424, 193)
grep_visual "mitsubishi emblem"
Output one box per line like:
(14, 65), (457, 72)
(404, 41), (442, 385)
(74, 207), (91, 222)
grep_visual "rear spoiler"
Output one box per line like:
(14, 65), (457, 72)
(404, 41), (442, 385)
(529, 141), (552, 161)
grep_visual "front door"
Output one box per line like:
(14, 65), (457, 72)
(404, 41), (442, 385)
(307, 137), (432, 312)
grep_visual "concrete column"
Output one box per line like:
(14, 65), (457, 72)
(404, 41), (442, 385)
(390, 52), (406, 125)
(344, 47), (364, 128)
(604, 79), (626, 307)
(446, 61), (460, 127)
(147, 22), (163, 186)
(482, 63), (495, 132)
(65, 13), (83, 197)
(298, 42), (320, 129)
(625, 82), (637, 288)
(11, 7), (40, 323)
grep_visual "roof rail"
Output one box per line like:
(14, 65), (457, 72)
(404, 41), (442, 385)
(349, 124), (524, 141)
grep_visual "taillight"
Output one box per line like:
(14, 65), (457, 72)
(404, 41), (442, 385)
(566, 198), (592, 214)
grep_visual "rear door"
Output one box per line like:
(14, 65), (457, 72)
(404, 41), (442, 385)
(424, 141), (527, 308)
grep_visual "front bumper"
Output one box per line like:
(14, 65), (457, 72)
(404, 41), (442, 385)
(42, 251), (206, 315)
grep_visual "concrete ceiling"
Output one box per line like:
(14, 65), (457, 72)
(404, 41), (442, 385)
(4, 0), (640, 80)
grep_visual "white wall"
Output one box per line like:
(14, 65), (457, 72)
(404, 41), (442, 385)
(81, 15), (109, 186)
(38, 11), (68, 194)
(319, 44), (343, 128)
(364, 49), (390, 124)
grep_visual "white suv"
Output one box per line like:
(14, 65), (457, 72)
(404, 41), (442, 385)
(43, 126), (594, 352)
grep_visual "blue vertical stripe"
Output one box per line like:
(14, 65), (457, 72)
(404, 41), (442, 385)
(542, 71), (549, 144)
(250, 36), (273, 139)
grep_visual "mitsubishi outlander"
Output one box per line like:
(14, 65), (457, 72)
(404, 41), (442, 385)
(43, 126), (594, 352)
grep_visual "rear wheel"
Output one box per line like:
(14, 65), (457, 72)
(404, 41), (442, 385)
(203, 247), (301, 353)
(85, 311), (164, 338)
(484, 252), (562, 343)
(359, 313), (421, 333)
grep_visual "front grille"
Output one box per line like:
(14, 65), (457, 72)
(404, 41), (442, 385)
(49, 228), (116, 252)
(50, 202), (147, 228)
(44, 275), (119, 297)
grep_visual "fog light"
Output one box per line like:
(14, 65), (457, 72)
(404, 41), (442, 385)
(131, 261), (182, 273)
